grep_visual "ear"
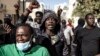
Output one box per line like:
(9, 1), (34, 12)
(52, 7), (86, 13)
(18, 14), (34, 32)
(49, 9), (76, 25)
(30, 34), (36, 43)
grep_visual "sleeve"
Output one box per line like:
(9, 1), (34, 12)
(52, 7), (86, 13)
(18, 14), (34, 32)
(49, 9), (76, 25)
(0, 46), (5, 56)
(42, 47), (50, 56)
(63, 29), (67, 38)
(16, 14), (28, 25)
(69, 27), (74, 36)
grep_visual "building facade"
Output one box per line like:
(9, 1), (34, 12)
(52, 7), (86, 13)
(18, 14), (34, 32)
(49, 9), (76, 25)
(0, 0), (20, 25)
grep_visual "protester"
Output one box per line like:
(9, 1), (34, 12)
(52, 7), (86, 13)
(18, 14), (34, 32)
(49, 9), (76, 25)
(35, 10), (67, 56)
(33, 11), (43, 28)
(76, 13), (100, 56)
(0, 14), (16, 44)
(16, 0), (41, 34)
(57, 7), (63, 23)
(61, 19), (66, 31)
(64, 19), (74, 55)
(74, 18), (85, 43)
(26, 11), (43, 29)
(67, 19), (74, 29)
(2, 0), (100, 56)
(74, 18), (85, 56)
(4, 14), (15, 29)
(0, 24), (50, 56)
(16, 0), (40, 24)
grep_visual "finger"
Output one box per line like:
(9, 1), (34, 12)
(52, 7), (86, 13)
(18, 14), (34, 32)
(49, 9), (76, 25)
(3, 24), (7, 30)
(6, 25), (11, 29)
(3, 24), (11, 32)
(6, 29), (11, 33)
(4, 24), (9, 30)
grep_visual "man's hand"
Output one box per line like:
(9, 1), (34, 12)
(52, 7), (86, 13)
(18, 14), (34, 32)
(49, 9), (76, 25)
(3, 24), (11, 34)
(21, 0), (40, 20)
(14, 3), (20, 11)
(28, 0), (40, 11)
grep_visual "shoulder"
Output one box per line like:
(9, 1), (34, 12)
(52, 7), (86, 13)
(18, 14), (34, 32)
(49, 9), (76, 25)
(33, 45), (50, 56)
(36, 35), (48, 40)
(0, 44), (14, 48)
(33, 45), (49, 52)
(67, 26), (72, 29)
(0, 44), (15, 51)
(94, 26), (100, 30)
(78, 27), (85, 32)
(37, 45), (47, 50)
(94, 27), (100, 34)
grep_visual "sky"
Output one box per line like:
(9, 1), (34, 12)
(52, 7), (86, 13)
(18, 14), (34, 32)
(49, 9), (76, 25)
(37, 0), (68, 10)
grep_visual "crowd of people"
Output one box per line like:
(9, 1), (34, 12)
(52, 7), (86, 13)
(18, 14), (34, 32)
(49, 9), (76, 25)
(0, 0), (100, 56)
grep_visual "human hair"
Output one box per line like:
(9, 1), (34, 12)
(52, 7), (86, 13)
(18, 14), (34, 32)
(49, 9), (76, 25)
(85, 13), (94, 20)
(35, 11), (43, 17)
(16, 23), (35, 35)
(61, 19), (66, 25)
(78, 18), (85, 26)
(40, 10), (60, 33)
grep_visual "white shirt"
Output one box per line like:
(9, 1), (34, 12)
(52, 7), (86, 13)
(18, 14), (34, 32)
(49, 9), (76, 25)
(64, 26), (74, 45)
(26, 21), (40, 28)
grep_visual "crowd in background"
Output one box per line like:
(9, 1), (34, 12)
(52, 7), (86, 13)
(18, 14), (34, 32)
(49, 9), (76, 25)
(0, 0), (100, 56)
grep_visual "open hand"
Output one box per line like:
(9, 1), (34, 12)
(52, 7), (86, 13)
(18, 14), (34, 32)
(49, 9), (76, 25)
(3, 24), (11, 34)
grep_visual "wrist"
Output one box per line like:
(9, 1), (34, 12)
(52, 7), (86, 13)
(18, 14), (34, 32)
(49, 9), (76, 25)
(26, 8), (32, 13)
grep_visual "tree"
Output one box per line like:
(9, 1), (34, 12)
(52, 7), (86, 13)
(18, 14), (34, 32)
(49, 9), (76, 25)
(72, 0), (100, 18)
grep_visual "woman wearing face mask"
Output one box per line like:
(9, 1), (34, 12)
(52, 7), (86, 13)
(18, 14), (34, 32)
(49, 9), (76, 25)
(0, 24), (50, 56)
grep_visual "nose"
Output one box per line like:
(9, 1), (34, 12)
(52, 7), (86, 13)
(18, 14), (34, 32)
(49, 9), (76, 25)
(18, 37), (23, 41)
(17, 36), (24, 42)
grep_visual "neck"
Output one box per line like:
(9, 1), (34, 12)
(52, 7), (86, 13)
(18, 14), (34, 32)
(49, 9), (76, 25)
(86, 25), (94, 29)
(45, 29), (56, 36)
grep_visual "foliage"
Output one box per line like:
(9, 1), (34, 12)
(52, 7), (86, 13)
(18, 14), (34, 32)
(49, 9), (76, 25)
(72, 0), (100, 18)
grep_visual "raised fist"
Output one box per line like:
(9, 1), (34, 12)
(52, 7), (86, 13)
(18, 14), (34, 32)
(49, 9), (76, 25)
(14, 3), (20, 10)
(28, 0), (40, 11)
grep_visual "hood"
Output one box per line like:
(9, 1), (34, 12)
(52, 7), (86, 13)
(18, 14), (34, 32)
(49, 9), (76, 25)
(40, 10), (60, 31)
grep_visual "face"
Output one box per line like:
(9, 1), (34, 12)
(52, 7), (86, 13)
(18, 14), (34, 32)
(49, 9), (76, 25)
(45, 17), (56, 30)
(61, 20), (66, 25)
(68, 19), (72, 24)
(16, 26), (31, 43)
(35, 14), (42, 24)
(86, 15), (95, 26)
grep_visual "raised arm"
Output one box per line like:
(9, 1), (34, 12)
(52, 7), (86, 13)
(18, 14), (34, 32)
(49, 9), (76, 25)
(16, 0), (40, 24)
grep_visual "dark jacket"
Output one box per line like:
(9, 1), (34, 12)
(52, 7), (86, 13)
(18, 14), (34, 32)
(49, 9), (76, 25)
(15, 10), (68, 56)
(35, 10), (68, 56)
(0, 24), (16, 44)
(74, 25), (83, 56)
